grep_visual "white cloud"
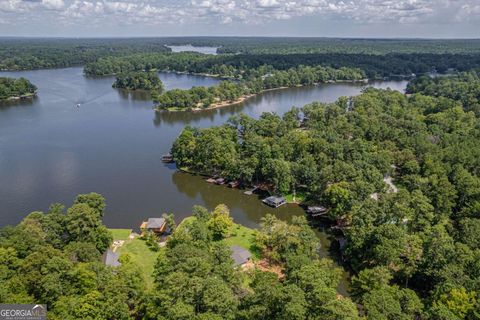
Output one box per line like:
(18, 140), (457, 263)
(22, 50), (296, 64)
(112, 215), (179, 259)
(0, 0), (479, 30)
(257, 0), (280, 8)
(42, 0), (64, 10)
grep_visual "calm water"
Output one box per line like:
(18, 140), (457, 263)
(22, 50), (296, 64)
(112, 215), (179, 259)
(0, 66), (406, 294)
(0, 67), (407, 228)
(166, 45), (218, 55)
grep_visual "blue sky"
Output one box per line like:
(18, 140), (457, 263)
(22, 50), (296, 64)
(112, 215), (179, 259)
(0, 0), (479, 37)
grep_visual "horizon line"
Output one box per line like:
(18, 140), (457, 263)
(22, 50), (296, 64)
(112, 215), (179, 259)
(0, 35), (479, 41)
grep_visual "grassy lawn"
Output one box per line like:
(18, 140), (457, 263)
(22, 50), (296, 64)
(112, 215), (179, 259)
(285, 191), (306, 204)
(223, 223), (261, 260)
(108, 228), (160, 288)
(178, 217), (261, 260)
(109, 228), (132, 241)
(116, 237), (161, 287)
(108, 217), (260, 289)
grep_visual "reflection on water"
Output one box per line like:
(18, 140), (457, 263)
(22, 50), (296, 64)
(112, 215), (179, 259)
(171, 171), (305, 228)
(0, 96), (36, 109)
(116, 89), (153, 102)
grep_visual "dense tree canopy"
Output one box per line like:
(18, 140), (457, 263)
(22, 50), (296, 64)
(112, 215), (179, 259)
(84, 51), (480, 79)
(149, 206), (360, 320)
(0, 199), (362, 319)
(3, 37), (480, 72)
(0, 193), (147, 319)
(113, 71), (164, 92)
(0, 77), (37, 100)
(172, 76), (480, 319)
(0, 38), (171, 71)
(407, 71), (480, 116)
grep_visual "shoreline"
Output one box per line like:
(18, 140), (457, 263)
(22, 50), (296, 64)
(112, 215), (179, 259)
(175, 167), (305, 206)
(155, 79), (369, 113)
(1, 92), (37, 101)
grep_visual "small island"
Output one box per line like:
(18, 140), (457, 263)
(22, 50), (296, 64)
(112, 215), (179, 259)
(112, 71), (164, 92)
(0, 77), (37, 101)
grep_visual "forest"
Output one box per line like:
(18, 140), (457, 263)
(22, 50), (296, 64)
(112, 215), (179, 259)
(155, 66), (365, 111)
(181, 37), (480, 55)
(0, 194), (368, 319)
(0, 38), (171, 71)
(407, 72), (480, 116)
(171, 73), (480, 319)
(2, 37), (480, 319)
(84, 51), (480, 79)
(112, 71), (164, 92)
(0, 77), (37, 100)
(3, 38), (480, 72)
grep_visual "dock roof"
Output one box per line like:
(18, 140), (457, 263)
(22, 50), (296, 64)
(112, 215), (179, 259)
(264, 196), (286, 205)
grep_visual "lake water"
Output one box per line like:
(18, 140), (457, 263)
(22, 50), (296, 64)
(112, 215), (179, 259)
(0, 68), (406, 292)
(0, 67), (407, 228)
(166, 45), (218, 55)
(0, 66), (407, 294)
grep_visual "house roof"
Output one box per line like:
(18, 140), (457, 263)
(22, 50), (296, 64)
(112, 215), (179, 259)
(147, 217), (165, 229)
(231, 245), (251, 266)
(265, 196), (286, 204)
(103, 249), (120, 267)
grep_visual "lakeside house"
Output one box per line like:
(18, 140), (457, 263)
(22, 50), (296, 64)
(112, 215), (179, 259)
(231, 245), (252, 267)
(262, 196), (286, 208)
(140, 217), (167, 234)
(103, 249), (121, 267)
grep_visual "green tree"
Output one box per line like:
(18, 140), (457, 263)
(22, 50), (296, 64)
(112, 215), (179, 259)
(208, 204), (233, 240)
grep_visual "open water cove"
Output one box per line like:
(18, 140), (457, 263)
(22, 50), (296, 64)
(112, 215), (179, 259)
(0, 67), (407, 229)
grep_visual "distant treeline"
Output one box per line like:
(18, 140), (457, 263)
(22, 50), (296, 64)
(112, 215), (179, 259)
(0, 77), (37, 100)
(84, 52), (209, 76)
(155, 65), (365, 110)
(3, 37), (480, 71)
(0, 38), (171, 70)
(84, 51), (480, 79)
(90, 37), (480, 55)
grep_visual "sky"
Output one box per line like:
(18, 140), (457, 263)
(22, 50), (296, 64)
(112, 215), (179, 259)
(0, 0), (479, 38)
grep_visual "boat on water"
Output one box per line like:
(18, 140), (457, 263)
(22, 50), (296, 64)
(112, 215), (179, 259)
(161, 153), (174, 163)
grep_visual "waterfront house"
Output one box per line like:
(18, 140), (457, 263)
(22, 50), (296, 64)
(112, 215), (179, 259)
(231, 246), (252, 267)
(262, 196), (286, 208)
(140, 217), (167, 234)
